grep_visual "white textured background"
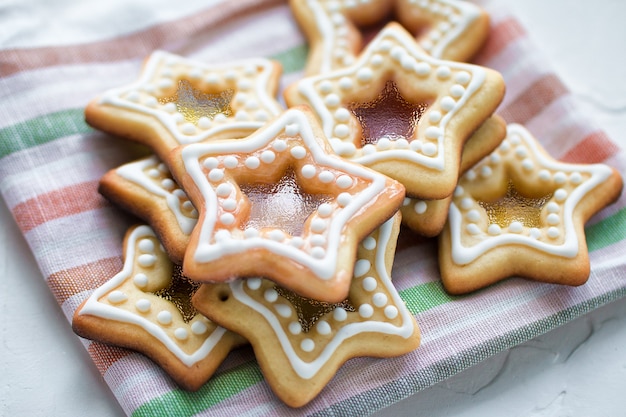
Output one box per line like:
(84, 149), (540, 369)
(2, 1), (626, 416)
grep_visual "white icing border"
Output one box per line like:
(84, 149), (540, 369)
(449, 124), (614, 265)
(98, 50), (283, 144)
(78, 225), (226, 367)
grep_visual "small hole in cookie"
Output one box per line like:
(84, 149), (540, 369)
(349, 81), (430, 147)
(218, 291), (230, 302)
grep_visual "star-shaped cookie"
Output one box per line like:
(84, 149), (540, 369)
(192, 213), (420, 407)
(72, 225), (245, 391)
(438, 124), (623, 294)
(285, 22), (505, 200)
(290, 0), (490, 75)
(85, 50), (284, 160)
(167, 107), (405, 303)
(99, 155), (198, 264)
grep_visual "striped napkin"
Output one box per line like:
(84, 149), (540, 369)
(1, 0), (624, 415)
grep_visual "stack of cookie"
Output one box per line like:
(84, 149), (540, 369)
(72, 0), (623, 408)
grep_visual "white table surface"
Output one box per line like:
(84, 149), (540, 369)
(2, 1), (626, 416)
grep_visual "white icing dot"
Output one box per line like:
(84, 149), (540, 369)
(208, 168), (224, 182)
(363, 143), (377, 154)
(554, 189), (568, 202)
(422, 142), (438, 156)
(547, 213), (560, 225)
(260, 150), (276, 164)
(547, 227), (560, 239)
(318, 80), (333, 94)
(246, 277), (262, 290)
(310, 219), (326, 234)
(181, 123), (196, 135)
(487, 224), (501, 236)
(384, 305), (398, 319)
(138, 238), (155, 253)
(220, 213), (235, 226)
(460, 197), (473, 210)
(325, 94), (340, 107)
(290, 236), (304, 248)
(301, 164), (317, 179)
(245, 156), (260, 169)
(334, 108), (351, 122)
(466, 209), (480, 222)
(481, 166), (493, 178)
(316, 320), (332, 335)
(275, 304), (292, 318)
(538, 169), (551, 181)
(337, 192), (352, 207)
(317, 203), (334, 218)
(310, 234), (326, 247)
(334, 124), (350, 138)
(264, 288), (278, 303)
(362, 237), (377, 251)
(266, 230), (284, 243)
(339, 77), (354, 90)
(273, 140), (288, 152)
(133, 273), (149, 288)
(198, 117), (212, 129)
(440, 96), (456, 111)
(455, 71), (471, 84)
(395, 138), (410, 149)
(333, 307), (348, 322)
(203, 157), (219, 169)
(415, 62), (431, 76)
(301, 338), (315, 352)
(554, 172), (567, 184)
(191, 321), (208, 335)
(467, 224), (481, 235)
(428, 111), (442, 123)
(174, 328), (189, 340)
(160, 178), (176, 191)
(135, 299), (151, 313)
(157, 311), (172, 325)
(570, 172), (583, 184)
(288, 321), (302, 335)
(522, 158), (534, 171)
(546, 202), (560, 213)
(509, 221), (523, 233)
(370, 54), (385, 67)
(454, 186), (465, 197)
(450, 84), (465, 97)
(414, 200), (428, 214)
(362, 276), (377, 292)
(107, 291), (127, 304)
(215, 183), (232, 197)
(243, 228), (259, 239)
(515, 146), (528, 158)
(425, 126), (441, 139)
(290, 146), (307, 159)
(354, 259), (371, 277)
(223, 156), (238, 169)
(318, 170), (335, 183)
(359, 304), (374, 318)
(436, 66), (451, 79)
(372, 292), (388, 307)
(377, 137), (392, 150)
(214, 229), (231, 242)
(138, 254), (157, 267)
(356, 67), (373, 82)
(530, 228), (542, 239)
(222, 198), (237, 212)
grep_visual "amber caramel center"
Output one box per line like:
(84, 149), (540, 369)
(275, 286), (355, 333)
(478, 181), (553, 229)
(153, 265), (200, 323)
(158, 80), (234, 123)
(240, 169), (333, 236)
(349, 80), (429, 147)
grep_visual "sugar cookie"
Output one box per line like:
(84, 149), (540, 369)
(438, 124), (623, 294)
(290, 0), (490, 75)
(72, 225), (245, 390)
(85, 50), (284, 160)
(285, 22), (505, 200)
(192, 213), (420, 407)
(167, 107), (405, 303)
